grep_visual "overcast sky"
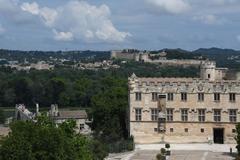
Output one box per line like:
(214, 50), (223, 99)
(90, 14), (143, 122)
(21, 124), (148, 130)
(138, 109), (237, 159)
(0, 0), (240, 51)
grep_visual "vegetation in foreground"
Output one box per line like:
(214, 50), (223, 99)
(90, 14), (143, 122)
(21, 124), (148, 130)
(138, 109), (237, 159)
(0, 116), (107, 160)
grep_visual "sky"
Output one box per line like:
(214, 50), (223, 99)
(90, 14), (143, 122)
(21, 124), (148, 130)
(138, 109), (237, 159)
(0, 0), (240, 51)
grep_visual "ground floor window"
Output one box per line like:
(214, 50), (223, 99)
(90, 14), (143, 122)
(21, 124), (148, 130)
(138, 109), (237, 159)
(181, 109), (188, 122)
(151, 108), (159, 121)
(135, 108), (142, 121)
(80, 124), (84, 130)
(213, 109), (221, 122)
(229, 109), (237, 122)
(166, 108), (173, 121)
(198, 109), (205, 122)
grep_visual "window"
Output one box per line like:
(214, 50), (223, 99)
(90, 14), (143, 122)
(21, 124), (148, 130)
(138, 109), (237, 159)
(152, 92), (158, 101)
(151, 108), (159, 121)
(208, 74), (211, 79)
(135, 108), (142, 121)
(229, 93), (236, 102)
(229, 109), (237, 122)
(201, 128), (204, 133)
(154, 128), (158, 132)
(167, 93), (174, 101)
(232, 129), (236, 133)
(181, 109), (188, 122)
(170, 128), (174, 132)
(214, 93), (220, 102)
(184, 128), (188, 133)
(135, 92), (141, 101)
(198, 109), (205, 122)
(214, 109), (221, 122)
(198, 93), (204, 101)
(181, 93), (187, 101)
(80, 124), (84, 130)
(166, 108), (173, 122)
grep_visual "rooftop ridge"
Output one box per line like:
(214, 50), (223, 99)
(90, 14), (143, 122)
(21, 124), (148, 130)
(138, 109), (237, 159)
(129, 77), (240, 84)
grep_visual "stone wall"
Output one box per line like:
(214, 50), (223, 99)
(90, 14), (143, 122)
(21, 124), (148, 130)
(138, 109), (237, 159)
(131, 122), (236, 144)
(128, 74), (239, 144)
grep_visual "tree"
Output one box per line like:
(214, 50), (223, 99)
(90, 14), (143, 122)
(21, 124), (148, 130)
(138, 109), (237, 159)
(3, 88), (16, 107)
(45, 78), (66, 104)
(91, 76), (128, 142)
(13, 78), (32, 105)
(0, 109), (5, 124)
(236, 123), (240, 155)
(0, 116), (107, 160)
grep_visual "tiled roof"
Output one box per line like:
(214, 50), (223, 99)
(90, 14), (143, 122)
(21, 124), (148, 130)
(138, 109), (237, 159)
(56, 110), (87, 119)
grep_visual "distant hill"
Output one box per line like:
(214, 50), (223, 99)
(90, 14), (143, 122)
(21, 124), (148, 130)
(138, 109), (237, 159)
(1, 47), (240, 69)
(152, 47), (240, 69)
(193, 47), (240, 55)
(192, 48), (240, 69)
(0, 49), (110, 63)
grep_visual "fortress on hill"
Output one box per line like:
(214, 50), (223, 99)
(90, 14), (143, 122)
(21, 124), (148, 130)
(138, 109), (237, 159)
(128, 60), (239, 144)
(111, 49), (204, 67)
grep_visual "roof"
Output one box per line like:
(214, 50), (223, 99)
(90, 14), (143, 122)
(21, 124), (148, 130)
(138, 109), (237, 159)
(128, 73), (240, 84)
(55, 110), (88, 119)
(137, 77), (198, 83)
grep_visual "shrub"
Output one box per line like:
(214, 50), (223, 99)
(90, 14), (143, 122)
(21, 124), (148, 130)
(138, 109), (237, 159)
(160, 148), (166, 155)
(165, 143), (170, 149)
(156, 153), (165, 160)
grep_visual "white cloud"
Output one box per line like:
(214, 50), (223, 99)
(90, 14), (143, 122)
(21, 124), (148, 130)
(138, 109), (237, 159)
(193, 14), (224, 25)
(21, 2), (39, 15)
(21, 2), (57, 27)
(20, 1), (130, 42)
(53, 29), (73, 41)
(146, 0), (191, 14)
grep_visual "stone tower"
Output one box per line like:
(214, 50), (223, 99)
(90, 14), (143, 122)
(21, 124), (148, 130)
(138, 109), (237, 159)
(200, 61), (216, 81)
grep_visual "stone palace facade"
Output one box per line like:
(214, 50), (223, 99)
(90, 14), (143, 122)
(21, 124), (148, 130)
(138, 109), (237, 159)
(128, 61), (239, 144)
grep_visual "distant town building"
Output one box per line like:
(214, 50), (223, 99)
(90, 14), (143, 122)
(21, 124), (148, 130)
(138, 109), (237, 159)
(15, 104), (37, 121)
(14, 104), (92, 135)
(48, 104), (92, 134)
(5, 61), (54, 71)
(128, 61), (238, 144)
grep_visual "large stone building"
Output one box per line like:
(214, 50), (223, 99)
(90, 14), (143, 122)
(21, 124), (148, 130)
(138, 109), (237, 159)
(128, 61), (239, 144)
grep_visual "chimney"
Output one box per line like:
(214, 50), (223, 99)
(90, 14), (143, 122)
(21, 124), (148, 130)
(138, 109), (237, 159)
(55, 104), (59, 116)
(36, 103), (39, 115)
(50, 104), (55, 116)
